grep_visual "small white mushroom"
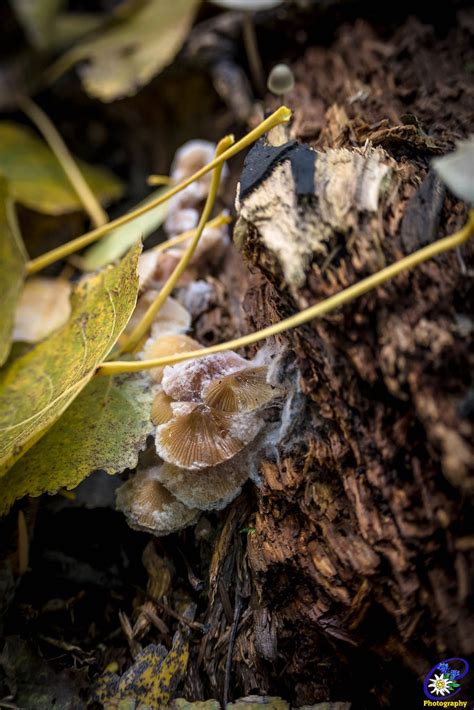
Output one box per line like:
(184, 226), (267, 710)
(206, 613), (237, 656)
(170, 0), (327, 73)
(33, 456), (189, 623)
(141, 333), (201, 384)
(267, 63), (295, 97)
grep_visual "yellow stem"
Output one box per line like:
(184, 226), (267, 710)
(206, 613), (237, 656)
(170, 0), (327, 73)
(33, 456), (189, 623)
(97, 211), (474, 376)
(121, 136), (234, 353)
(147, 174), (174, 186)
(18, 95), (108, 228)
(26, 106), (292, 275)
(153, 213), (232, 253)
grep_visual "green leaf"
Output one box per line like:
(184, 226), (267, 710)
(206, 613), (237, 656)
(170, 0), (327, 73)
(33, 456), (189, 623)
(50, 0), (201, 102)
(0, 242), (140, 479)
(0, 373), (153, 515)
(51, 12), (107, 51)
(10, 0), (64, 50)
(0, 122), (123, 215)
(81, 187), (170, 271)
(0, 176), (27, 366)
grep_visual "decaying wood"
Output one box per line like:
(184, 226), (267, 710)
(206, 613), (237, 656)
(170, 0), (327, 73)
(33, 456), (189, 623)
(194, 16), (474, 705)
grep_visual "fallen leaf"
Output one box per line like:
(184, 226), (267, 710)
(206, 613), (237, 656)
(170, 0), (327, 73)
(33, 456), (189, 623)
(0, 176), (27, 366)
(51, 12), (107, 51)
(13, 277), (72, 343)
(81, 186), (170, 271)
(95, 607), (194, 707)
(0, 373), (153, 515)
(11, 0), (63, 50)
(0, 121), (123, 215)
(50, 0), (201, 102)
(0, 242), (140, 479)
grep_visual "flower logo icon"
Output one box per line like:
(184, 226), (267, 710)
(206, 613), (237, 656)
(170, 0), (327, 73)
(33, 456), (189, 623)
(423, 658), (469, 700)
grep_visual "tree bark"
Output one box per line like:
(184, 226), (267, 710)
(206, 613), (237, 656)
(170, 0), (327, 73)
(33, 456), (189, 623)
(198, 10), (474, 708)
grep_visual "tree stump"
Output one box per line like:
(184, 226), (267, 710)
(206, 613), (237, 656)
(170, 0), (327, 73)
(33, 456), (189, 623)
(199, 13), (474, 708)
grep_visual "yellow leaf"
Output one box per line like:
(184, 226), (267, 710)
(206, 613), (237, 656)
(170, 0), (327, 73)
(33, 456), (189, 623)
(0, 176), (27, 366)
(49, 0), (201, 102)
(0, 242), (140, 479)
(94, 606), (195, 708)
(0, 373), (153, 515)
(0, 122), (123, 215)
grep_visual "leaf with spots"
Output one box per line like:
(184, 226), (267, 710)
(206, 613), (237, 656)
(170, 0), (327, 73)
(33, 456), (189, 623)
(0, 373), (153, 515)
(0, 176), (27, 366)
(0, 242), (140, 480)
(94, 606), (195, 707)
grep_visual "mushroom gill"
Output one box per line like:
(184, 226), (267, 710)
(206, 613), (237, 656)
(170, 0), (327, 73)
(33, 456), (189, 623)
(202, 365), (278, 412)
(151, 389), (174, 426)
(155, 403), (259, 470)
(161, 351), (248, 402)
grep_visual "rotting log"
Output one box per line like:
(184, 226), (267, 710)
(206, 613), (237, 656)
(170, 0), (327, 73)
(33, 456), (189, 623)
(197, 129), (473, 710)
(189, 11), (474, 708)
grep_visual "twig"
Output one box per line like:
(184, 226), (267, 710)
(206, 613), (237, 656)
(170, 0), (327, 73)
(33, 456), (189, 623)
(18, 96), (108, 228)
(25, 107), (291, 274)
(97, 210), (474, 375)
(120, 135), (234, 353)
(150, 597), (207, 633)
(224, 589), (243, 707)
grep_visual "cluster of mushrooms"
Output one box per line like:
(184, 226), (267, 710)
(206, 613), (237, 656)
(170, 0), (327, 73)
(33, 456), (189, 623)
(116, 141), (280, 537)
(136, 140), (230, 293)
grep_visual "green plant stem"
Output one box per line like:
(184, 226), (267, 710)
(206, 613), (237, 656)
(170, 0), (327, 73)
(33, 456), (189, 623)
(26, 106), (292, 275)
(121, 135), (234, 353)
(97, 211), (474, 376)
(18, 95), (108, 228)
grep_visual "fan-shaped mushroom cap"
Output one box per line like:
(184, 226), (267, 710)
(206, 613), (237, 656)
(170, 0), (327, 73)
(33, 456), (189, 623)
(151, 389), (174, 425)
(202, 365), (278, 412)
(141, 333), (201, 384)
(155, 403), (261, 470)
(127, 294), (191, 340)
(116, 468), (199, 536)
(161, 352), (248, 402)
(155, 458), (249, 511)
